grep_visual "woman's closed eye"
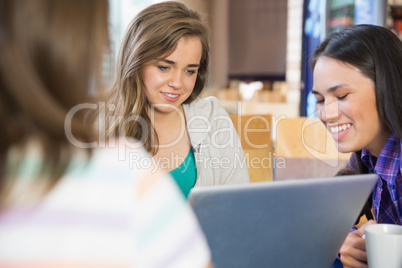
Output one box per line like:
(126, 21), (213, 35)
(315, 98), (324, 104)
(337, 94), (349, 100)
(315, 94), (349, 104)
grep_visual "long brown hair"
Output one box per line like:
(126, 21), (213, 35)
(0, 0), (109, 205)
(104, 1), (210, 155)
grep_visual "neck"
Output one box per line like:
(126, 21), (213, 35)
(149, 105), (185, 127)
(368, 131), (391, 158)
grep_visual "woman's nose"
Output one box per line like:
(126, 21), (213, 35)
(167, 71), (183, 90)
(318, 100), (341, 122)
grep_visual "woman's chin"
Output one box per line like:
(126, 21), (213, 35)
(335, 143), (354, 154)
(151, 106), (182, 116)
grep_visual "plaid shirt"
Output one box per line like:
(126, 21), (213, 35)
(347, 133), (402, 225)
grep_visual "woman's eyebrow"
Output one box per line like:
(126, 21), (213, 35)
(311, 90), (320, 95)
(156, 59), (200, 68)
(157, 59), (175, 65)
(188, 64), (200, 68)
(311, 84), (348, 95)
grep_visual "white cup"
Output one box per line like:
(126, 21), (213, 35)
(365, 224), (402, 268)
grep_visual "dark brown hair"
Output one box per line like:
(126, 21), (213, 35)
(0, 0), (109, 205)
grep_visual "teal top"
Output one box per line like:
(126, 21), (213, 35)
(169, 148), (197, 198)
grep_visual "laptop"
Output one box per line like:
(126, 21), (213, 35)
(188, 174), (378, 268)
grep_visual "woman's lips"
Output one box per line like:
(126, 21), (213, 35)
(161, 92), (180, 102)
(329, 123), (352, 141)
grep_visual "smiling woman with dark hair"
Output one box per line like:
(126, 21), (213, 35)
(311, 24), (402, 268)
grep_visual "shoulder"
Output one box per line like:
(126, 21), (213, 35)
(183, 97), (232, 132)
(190, 96), (220, 107)
(80, 138), (153, 182)
(184, 96), (229, 119)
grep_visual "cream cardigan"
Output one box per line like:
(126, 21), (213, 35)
(183, 97), (249, 186)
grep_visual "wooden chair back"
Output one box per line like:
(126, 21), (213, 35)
(230, 114), (273, 182)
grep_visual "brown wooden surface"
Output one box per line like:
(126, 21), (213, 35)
(230, 114), (273, 182)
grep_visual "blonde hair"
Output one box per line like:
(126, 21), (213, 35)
(105, 1), (209, 155)
(0, 0), (109, 205)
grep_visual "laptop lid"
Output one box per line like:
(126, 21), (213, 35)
(189, 174), (378, 268)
